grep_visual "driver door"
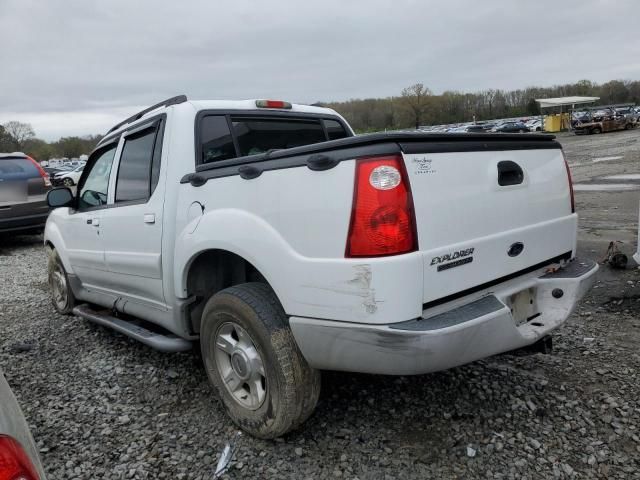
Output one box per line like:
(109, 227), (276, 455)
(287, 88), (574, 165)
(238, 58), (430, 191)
(62, 142), (118, 289)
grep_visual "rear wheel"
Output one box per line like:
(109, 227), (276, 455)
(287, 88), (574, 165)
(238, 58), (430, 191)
(47, 249), (76, 314)
(591, 127), (602, 134)
(625, 123), (633, 130)
(518, 129), (526, 133)
(200, 283), (321, 439)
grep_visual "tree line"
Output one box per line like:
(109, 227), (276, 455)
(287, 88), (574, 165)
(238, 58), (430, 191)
(2, 78), (639, 160)
(0, 121), (102, 161)
(324, 79), (640, 132)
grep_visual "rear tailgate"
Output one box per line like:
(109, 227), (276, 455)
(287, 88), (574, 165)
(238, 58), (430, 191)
(400, 137), (575, 305)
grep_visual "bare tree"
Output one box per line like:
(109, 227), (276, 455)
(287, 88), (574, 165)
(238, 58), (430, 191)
(3, 121), (35, 150)
(401, 83), (432, 129)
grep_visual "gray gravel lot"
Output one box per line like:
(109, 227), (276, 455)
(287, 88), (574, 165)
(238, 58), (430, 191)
(1, 130), (640, 479)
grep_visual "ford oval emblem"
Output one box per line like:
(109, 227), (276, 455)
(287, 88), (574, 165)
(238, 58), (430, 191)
(508, 242), (524, 257)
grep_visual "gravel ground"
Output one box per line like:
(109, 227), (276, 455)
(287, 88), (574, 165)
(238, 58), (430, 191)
(2, 130), (640, 479)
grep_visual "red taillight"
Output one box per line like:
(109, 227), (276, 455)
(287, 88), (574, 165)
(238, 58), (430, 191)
(25, 156), (51, 187)
(562, 151), (575, 213)
(255, 99), (292, 109)
(0, 435), (40, 480)
(346, 154), (418, 257)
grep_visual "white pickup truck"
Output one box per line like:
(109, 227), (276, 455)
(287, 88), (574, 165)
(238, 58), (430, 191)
(44, 96), (598, 438)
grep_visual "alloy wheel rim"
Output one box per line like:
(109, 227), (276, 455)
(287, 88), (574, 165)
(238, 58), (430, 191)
(214, 321), (267, 410)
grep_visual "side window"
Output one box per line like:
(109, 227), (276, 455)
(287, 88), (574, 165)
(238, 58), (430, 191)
(78, 146), (117, 210)
(115, 126), (157, 203)
(324, 119), (348, 140)
(200, 116), (236, 164)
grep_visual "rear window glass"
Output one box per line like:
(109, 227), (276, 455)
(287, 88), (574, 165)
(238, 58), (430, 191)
(231, 117), (325, 157)
(0, 157), (39, 181)
(200, 116), (236, 164)
(324, 119), (348, 140)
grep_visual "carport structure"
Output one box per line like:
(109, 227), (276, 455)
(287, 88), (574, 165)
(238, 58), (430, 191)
(534, 96), (600, 132)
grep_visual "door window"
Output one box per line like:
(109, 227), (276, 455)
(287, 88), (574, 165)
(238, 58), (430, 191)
(78, 146), (117, 210)
(115, 126), (158, 203)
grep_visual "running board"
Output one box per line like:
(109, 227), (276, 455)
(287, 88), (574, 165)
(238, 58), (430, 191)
(73, 304), (192, 352)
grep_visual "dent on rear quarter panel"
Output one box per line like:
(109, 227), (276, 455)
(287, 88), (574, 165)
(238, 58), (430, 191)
(302, 264), (378, 315)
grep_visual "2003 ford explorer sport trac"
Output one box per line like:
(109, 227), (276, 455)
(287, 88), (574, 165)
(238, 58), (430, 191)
(44, 95), (598, 438)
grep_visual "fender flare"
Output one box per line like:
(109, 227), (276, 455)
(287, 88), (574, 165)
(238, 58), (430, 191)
(44, 221), (74, 274)
(174, 209), (300, 310)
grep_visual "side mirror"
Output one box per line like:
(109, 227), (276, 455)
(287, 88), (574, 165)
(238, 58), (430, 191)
(47, 187), (74, 208)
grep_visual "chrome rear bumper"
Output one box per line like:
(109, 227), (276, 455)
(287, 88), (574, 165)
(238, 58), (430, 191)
(290, 258), (598, 375)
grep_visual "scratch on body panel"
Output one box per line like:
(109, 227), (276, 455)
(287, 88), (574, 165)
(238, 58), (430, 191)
(301, 264), (379, 314)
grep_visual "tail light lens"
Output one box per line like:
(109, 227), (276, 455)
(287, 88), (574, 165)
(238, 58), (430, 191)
(346, 154), (418, 257)
(562, 151), (575, 213)
(25, 156), (51, 187)
(0, 435), (40, 480)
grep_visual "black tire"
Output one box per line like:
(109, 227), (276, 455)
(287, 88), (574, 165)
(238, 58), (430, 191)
(200, 282), (321, 439)
(591, 127), (602, 134)
(625, 123), (632, 130)
(518, 129), (526, 133)
(63, 178), (74, 187)
(47, 249), (76, 314)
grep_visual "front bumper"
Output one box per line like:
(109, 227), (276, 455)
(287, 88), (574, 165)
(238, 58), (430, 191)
(290, 258), (598, 375)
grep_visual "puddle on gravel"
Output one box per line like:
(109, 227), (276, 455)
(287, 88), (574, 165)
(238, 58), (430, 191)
(601, 174), (640, 181)
(593, 156), (623, 163)
(574, 183), (640, 192)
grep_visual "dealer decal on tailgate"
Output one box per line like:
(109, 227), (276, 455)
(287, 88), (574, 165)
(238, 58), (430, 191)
(430, 248), (475, 272)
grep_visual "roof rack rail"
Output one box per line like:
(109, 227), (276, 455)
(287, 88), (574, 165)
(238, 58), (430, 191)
(107, 94), (188, 134)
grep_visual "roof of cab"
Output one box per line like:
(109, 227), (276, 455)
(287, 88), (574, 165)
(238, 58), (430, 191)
(187, 99), (337, 116)
(103, 95), (339, 140)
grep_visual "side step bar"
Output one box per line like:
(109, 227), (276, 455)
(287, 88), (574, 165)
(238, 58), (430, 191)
(73, 304), (192, 352)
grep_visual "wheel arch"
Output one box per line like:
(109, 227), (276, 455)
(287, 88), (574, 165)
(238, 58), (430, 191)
(182, 248), (279, 334)
(43, 223), (74, 274)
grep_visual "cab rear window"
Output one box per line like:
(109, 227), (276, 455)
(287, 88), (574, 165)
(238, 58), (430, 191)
(231, 117), (325, 157)
(198, 114), (349, 165)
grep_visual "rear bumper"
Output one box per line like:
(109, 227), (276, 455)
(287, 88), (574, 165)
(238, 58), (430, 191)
(290, 258), (598, 375)
(0, 212), (49, 233)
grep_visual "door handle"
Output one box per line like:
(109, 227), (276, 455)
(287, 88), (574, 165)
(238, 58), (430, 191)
(144, 213), (156, 224)
(87, 218), (100, 227)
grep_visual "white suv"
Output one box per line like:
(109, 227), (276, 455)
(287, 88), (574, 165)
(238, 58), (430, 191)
(45, 95), (597, 438)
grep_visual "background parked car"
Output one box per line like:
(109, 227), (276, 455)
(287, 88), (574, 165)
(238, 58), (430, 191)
(43, 165), (72, 177)
(0, 369), (46, 479)
(0, 152), (51, 234)
(491, 122), (530, 133)
(525, 119), (542, 131)
(52, 165), (84, 186)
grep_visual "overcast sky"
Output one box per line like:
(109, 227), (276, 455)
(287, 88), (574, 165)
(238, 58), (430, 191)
(1, 0), (639, 140)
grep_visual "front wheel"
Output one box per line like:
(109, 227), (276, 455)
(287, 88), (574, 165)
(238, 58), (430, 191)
(63, 177), (74, 187)
(47, 249), (76, 314)
(200, 283), (321, 439)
